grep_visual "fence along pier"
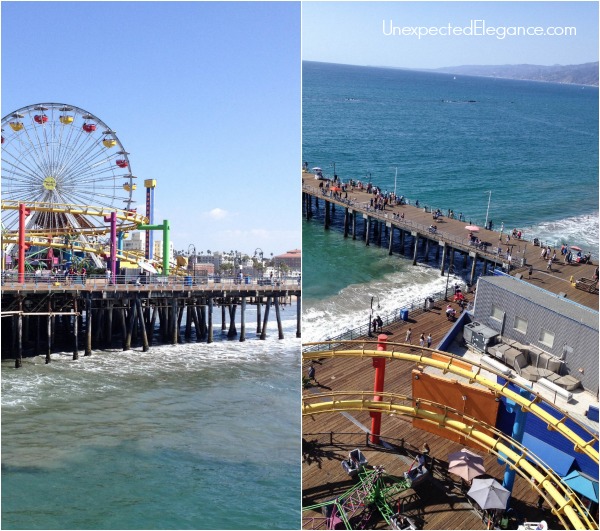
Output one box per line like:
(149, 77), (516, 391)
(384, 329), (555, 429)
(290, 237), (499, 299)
(1, 278), (301, 368)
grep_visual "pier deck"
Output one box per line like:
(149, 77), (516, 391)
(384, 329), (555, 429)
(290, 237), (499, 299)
(302, 289), (594, 530)
(302, 176), (598, 311)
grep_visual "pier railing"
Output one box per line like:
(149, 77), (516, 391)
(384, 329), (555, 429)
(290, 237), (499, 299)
(1, 272), (301, 291)
(303, 287), (471, 353)
(304, 183), (591, 260)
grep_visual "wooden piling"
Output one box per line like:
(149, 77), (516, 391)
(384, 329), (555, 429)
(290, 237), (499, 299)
(207, 298), (214, 344)
(260, 296), (271, 340)
(15, 313), (22, 368)
(274, 297), (284, 340)
(256, 296), (262, 334)
(46, 313), (52, 364)
(227, 303), (237, 338)
(240, 297), (246, 342)
(72, 299), (79, 360)
(136, 298), (149, 352)
(85, 297), (92, 356)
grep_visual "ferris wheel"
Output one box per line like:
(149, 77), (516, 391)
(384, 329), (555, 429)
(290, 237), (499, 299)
(1, 103), (136, 237)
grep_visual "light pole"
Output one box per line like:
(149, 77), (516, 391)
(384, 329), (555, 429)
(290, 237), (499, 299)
(445, 265), (457, 301)
(188, 244), (196, 283)
(254, 248), (264, 281)
(485, 191), (492, 230)
(394, 167), (398, 197)
(331, 161), (337, 180)
(368, 295), (381, 337)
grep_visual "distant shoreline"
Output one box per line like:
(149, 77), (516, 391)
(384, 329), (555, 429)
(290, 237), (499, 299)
(302, 60), (600, 88)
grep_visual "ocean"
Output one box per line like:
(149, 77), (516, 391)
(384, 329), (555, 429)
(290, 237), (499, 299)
(302, 61), (599, 342)
(1, 305), (301, 530)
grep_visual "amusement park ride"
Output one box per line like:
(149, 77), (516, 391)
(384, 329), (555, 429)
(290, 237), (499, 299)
(302, 344), (599, 531)
(1, 103), (175, 279)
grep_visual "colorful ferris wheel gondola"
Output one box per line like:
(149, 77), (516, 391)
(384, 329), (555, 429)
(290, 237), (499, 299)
(82, 113), (97, 133)
(33, 105), (48, 124)
(9, 112), (24, 131)
(102, 129), (117, 148)
(59, 105), (74, 125)
(116, 150), (129, 168)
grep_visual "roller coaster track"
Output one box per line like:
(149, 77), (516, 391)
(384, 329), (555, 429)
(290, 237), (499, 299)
(302, 343), (599, 530)
(1, 200), (149, 233)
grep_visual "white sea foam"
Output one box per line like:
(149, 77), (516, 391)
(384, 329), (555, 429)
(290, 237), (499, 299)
(1, 309), (300, 409)
(303, 265), (462, 343)
(524, 212), (599, 257)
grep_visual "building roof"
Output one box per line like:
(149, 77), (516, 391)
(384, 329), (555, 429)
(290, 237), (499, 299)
(478, 275), (599, 330)
(275, 249), (301, 258)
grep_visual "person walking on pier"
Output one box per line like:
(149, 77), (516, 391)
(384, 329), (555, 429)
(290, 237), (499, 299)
(405, 327), (412, 344)
(419, 333), (425, 347)
(528, 265), (533, 280)
(547, 258), (553, 272)
(307, 363), (318, 386)
(426, 333), (432, 348)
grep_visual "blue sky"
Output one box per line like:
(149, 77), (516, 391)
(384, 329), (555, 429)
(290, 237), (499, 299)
(302, 1), (599, 69)
(2, 1), (300, 257)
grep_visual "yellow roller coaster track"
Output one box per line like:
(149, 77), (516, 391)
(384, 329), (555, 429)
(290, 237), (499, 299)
(1, 235), (154, 268)
(304, 390), (597, 530)
(302, 343), (599, 529)
(1, 200), (149, 235)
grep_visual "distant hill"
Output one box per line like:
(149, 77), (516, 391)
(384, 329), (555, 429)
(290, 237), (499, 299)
(432, 62), (599, 86)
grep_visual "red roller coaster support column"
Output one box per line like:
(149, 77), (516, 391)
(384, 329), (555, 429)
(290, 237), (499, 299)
(104, 212), (117, 284)
(370, 334), (388, 445)
(18, 204), (31, 283)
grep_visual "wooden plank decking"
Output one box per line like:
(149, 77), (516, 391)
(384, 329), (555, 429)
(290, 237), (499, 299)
(302, 176), (598, 311)
(302, 291), (567, 530)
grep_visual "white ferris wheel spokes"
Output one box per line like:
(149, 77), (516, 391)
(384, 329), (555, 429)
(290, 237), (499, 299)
(1, 103), (135, 235)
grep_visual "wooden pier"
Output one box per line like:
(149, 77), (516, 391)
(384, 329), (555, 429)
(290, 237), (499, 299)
(302, 178), (598, 311)
(1, 280), (301, 368)
(302, 292), (565, 530)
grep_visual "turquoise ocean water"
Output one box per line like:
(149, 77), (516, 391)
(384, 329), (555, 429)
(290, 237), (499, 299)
(1, 306), (300, 529)
(303, 61), (598, 341)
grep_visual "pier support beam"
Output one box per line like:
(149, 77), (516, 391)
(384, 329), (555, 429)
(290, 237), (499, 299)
(207, 298), (214, 344)
(324, 200), (331, 230)
(85, 297), (92, 356)
(388, 225), (394, 255)
(72, 299), (79, 360)
(296, 295), (301, 338)
(239, 297), (246, 342)
(260, 297), (271, 340)
(46, 313), (52, 364)
(137, 298), (149, 352)
(440, 243), (448, 276)
(256, 297), (262, 335)
(365, 216), (371, 246)
(412, 232), (419, 265)
(343, 207), (349, 238)
(227, 304), (238, 338)
(469, 252), (478, 285)
(274, 297), (284, 340)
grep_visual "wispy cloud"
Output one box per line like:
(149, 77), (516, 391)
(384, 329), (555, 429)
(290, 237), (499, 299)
(206, 208), (229, 220)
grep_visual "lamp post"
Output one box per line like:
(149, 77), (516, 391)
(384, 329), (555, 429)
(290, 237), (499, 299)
(331, 161), (337, 181)
(188, 244), (196, 283)
(445, 265), (457, 301)
(254, 248), (264, 282)
(484, 191), (492, 230)
(394, 167), (398, 197)
(368, 295), (380, 337)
